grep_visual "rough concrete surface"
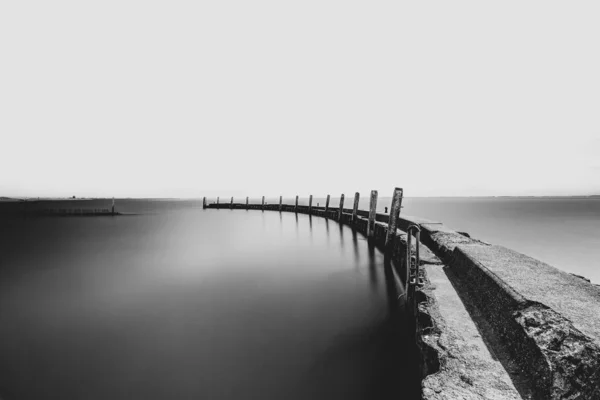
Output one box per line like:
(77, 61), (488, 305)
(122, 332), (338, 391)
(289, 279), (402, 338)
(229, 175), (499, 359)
(419, 264), (529, 400)
(458, 244), (600, 347)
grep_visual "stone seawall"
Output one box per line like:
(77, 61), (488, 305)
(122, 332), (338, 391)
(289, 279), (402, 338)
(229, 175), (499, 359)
(402, 217), (600, 399)
(207, 201), (600, 399)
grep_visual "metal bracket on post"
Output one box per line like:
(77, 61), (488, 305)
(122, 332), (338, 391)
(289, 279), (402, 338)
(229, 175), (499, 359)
(406, 224), (422, 318)
(406, 225), (421, 288)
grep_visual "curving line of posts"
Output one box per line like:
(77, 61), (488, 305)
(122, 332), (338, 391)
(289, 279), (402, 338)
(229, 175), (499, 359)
(202, 188), (422, 318)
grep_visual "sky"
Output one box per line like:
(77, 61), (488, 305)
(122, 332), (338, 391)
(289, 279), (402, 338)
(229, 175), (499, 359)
(1, 1), (599, 198)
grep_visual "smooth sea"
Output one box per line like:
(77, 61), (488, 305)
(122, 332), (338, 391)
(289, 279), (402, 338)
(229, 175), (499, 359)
(0, 199), (417, 400)
(0, 196), (598, 399)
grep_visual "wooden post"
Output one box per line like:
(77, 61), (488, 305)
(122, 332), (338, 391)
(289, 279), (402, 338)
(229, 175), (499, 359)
(246, 197), (249, 210)
(352, 192), (360, 223)
(367, 190), (378, 237)
(279, 196), (282, 211)
(308, 195), (313, 215)
(217, 197), (220, 205)
(295, 195), (299, 213)
(230, 197), (234, 209)
(325, 194), (330, 214)
(262, 196), (265, 210)
(338, 194), (345, 221)
(203, 197), (207, 209)
(112, 197), (115, 215)
(385, 188), (404, 249)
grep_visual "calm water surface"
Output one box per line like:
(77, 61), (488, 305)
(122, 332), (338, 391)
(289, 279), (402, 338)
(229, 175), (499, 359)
(401, 197), (600, 284)
(0, 202), (417, 400)
(285, 196), (600, 284)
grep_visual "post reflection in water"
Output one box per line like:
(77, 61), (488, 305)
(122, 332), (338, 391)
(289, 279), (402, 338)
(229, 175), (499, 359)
(351, 228), (360, 266)
(384, 255), (403, 320)
(325, 218), (330, 247)
(308, 215), (314, 245)
(368, 242), (379, 288)
(286, 212), (418, 398)
(295, 212), (299, 238)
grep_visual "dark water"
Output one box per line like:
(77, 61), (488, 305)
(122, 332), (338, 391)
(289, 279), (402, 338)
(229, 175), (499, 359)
(0, 201), (418, 400)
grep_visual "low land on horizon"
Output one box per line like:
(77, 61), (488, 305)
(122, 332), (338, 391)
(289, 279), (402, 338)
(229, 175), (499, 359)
(2, 195), (600, 202)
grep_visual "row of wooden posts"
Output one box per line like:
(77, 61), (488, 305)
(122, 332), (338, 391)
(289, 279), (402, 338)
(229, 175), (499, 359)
(203, 187), (421, 316)
(203, 188), (404, 250)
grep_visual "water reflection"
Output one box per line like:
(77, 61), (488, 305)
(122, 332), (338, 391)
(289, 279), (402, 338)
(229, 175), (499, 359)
(0, 206), (418, 400)
(368, 243), (378, 287)
(384, 257), (402, 319)
(351, 229), (360, 265)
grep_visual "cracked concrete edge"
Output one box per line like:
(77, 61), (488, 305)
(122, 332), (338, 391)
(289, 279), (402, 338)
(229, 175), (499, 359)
(514, 304), (600, 399)
(415, 266), (506, 400)
(449, 246), (600, 399)
(416, 269), (456, 400)
(404, 217), (600, 399)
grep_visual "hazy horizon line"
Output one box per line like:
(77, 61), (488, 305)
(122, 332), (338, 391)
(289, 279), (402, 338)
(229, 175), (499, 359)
(4, 194), (600, 201)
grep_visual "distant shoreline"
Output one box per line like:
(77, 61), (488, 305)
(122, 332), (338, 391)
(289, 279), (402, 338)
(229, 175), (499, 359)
(2, 195), (599, 202)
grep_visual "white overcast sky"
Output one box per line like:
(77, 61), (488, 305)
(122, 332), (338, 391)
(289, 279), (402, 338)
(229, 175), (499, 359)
(1, 1), (599, 198)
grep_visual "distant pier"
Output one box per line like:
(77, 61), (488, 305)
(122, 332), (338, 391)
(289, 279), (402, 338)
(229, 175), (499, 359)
(35, 208), (120, 216)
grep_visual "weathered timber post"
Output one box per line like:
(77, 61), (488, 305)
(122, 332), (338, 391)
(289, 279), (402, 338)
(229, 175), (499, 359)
(246, 197), (249, 210)
(385, 188), (404, 250)
(367, 190), (378, 237)
(230, 197), (234, 209)
(112, 197), (115, 215)
(338, 194), (345, 221)
(352, 192), (360, 223)
(217, 197), (220, 205)
(295, 195), (299, 213)
(203, 197), (207, 209)
(262, 196), (265, 211)
(308, 195), (313, 215)
(325, 194), (330, 214)
(279, 196), (282, 211)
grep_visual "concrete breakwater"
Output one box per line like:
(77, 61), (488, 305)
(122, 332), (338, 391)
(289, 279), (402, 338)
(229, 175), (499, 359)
(12, 198), (121, 216)
(35, 208), (120, 216)
(206, 190), (600, 400)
